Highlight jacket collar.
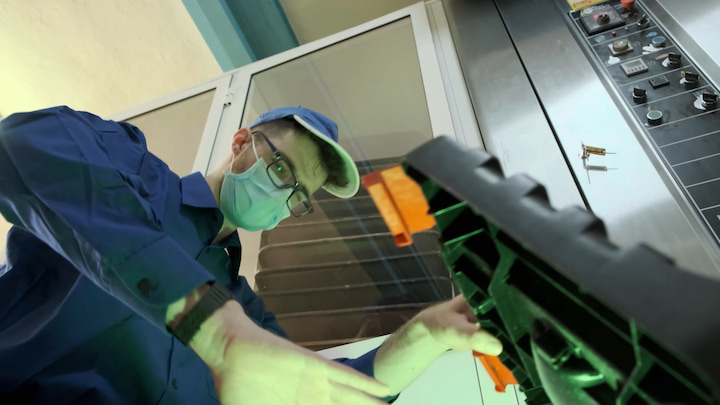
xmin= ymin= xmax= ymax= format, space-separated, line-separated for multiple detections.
xmin=180 ymin=172 xmax=218 ymax=209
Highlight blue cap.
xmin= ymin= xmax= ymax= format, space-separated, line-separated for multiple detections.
xmin=250 ymin=106 xmax=360 ymax=198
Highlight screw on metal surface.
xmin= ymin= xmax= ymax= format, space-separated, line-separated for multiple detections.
xmin=581 ymin=143 xmax=616 ymax=161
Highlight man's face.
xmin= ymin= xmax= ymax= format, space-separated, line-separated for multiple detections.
xmin=230 ymin=128 xmax=327 ymax=208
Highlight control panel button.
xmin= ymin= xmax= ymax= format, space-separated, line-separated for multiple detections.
xmin=649 ymin=75 xmax=670 ymax=89
xmin=613 ymin=39 xmax=629 ymax=51
xmin=683 ymin=72 xmax=699 ymax=89
xmin=620 ymin=58 xmax=649 ymax=77
xmin=632 ymin=87 xmax=647 ymax=104
xmin=580 ymin=4 xmax=625 ymax=35
xmin=621 ymin=0 xmax=636 ymax=10
xmin=647 ymin=110 xmax=663 ymax=125
xmin=609 ymin=39 xmax=633 ymax=56
xmin=651 ymin=36 xmax=666 ymax=48
xmin=667 ymin=53 xmax=682 ymax=69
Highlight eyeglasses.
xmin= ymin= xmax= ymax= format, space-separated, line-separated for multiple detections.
xmin=252 ymin=131 xmax=314 ymax=217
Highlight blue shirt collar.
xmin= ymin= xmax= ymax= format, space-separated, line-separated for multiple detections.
xmin=180 ymin=172 xmax=218 ymax=209
xmin=180 ymin=173 xmax=241 ymax=250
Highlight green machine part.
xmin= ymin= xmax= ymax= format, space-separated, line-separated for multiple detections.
xmin=401 ymin=137 xmax=720 ymax=405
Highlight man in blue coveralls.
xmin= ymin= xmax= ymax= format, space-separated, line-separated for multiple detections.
xmin=0 ymin=105 xmax=502 ymax=405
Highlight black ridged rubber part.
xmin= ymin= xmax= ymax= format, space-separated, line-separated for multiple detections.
xmin=404 ymin=136 xmax=720 ymax=404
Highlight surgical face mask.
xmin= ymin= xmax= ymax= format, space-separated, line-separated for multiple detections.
xmin=219 ymin=137 xmax=292 ymax=231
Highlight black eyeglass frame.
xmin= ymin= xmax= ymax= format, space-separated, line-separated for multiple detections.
xmin=252 ymin=131 xmax=314 ymax=217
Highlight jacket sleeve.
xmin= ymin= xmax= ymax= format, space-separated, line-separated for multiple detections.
xmin=334 ymin=348 xmax=401 ymax=403
xmin=0 ymin=107 xmax=215 ymax=329
xmin=232 ymin=274 xmax=289 ymax=339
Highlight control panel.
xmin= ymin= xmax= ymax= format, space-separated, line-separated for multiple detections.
xmin=570 ymin=0 xmax=720 ymax=248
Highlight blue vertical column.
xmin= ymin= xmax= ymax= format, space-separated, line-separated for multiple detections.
xmin=183 ymin=0 xmax=300 ymax=71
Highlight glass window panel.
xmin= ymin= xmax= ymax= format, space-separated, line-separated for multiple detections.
xmin=241 ymin=18 xmax=450 ymax=348
xmin=125 ymin=89 xmax=215 ymax=177
xmin=240 ymin=17 xmax=433 ymax=162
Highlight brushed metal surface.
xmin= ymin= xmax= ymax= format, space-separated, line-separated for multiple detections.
xmin=651 ymin=0 xmax=720 ymax=86
xmin=441 ymin=0 xmax=586 ymax=212
xmin=493 ymin=0 xmax=720 ymax=276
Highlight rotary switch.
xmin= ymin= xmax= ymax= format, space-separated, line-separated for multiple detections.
xmin=702 ymin=92 xmax=718 ymax=109
xmin=683 ymin=72 xmax=699 ymax=89
xmin=632 ymin=87 xmax=647 ymax=104
xmin=667 ymin=53 xmax=682 ymax=69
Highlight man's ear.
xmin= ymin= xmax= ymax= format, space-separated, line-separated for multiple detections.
xmin=231 ymin=128 xmax=252 ymax=156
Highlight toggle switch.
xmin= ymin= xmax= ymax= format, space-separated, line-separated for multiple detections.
xmin=637 ymin=14 xmax=650 ymax=29
xmin=632 ymin=87 xmax=647 ymax=104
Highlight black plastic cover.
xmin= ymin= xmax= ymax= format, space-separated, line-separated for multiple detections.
xmin=403 ymin=136 xmax=720 ymax=404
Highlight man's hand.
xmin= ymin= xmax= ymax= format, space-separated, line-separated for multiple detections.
xmin=191 ymin=300 xmax=391 ymax=405
xmin=418 ymin=294 xmax=502 ymax=355
xmin=373 ymin=294 xmax=502 ymax=395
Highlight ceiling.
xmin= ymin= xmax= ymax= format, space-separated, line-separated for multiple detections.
xmin=280 ymin=0 xmax=420 ymax=44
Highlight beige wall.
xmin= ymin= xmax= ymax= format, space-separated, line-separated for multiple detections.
xmin=0 ymin=0 xmax=221 ymax=260
xmin=0 ymin=0 xmax=221 ymax=118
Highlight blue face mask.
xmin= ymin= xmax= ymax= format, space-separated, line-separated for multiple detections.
xmin=219 ymin=138 xmax=292 ymax=231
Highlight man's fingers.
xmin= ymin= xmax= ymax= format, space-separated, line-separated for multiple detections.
xmin=450 ymin=295 xmax=477 ymax=322
xmin=329 ymin=381 xmax=389 ymax=405
xmin=452 ymin=314 xmax=481 ymax=337
xmin=326 ymin=362 xmax=391 ymax=398
xmin=472 ymin=329 xmax=503 ymax=356
xmin=450 ymin=294 xmax=469 ymax=311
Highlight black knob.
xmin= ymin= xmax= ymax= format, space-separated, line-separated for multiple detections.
xmin=647 ymin=110 xmax=663 ymax=125
xmin=683 ymin=72 xmax=699 ymax=89
xmin=632 ymin=87 xmax=647 ymax=104
xmin=702 ymin=92 xmax=718 ymax=109
xmin=668 ymin=53 xmax=682 ymax=69
xmin=637 ymin=14 xmax=650 ymax=29
xmin=597 ymin=13 xmax=611 ymax=25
